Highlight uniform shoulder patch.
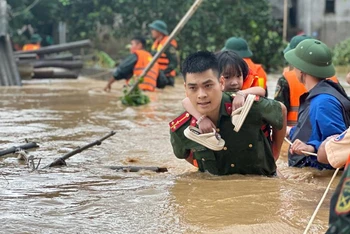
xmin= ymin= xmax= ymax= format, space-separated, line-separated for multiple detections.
xmin=225 ymin=103 xmax=232 ymax=115
xmin=169 ymin=112 xmax=191 ymax=132
xmin=335 ymin=178 xmax=350 ymax=215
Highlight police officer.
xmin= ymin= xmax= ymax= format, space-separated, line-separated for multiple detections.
xmin=169 ymin=51 xmax=287 ymax=176
xmin=285 ymin=39 xmax=350 ymax=169
xmin=149 ymin=20 xmax=178 ymax=87
xmin=275 ymin=35 xmax=338 ymax=127
xmin=222 ymin=37 xmax=267 ymax=93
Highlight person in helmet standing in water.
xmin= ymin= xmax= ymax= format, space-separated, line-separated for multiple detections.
xmin=149 ymin=20 xmax=178 ymax=87
xmin=285 ymin=39 xmax=350 ymax=170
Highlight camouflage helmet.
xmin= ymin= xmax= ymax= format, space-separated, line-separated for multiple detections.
xmin=221 ymin=37 xmax=253 ymax=58
xmin=149 ymin=20 xmax=168 ymax=35
xmin=284 ymin=39 xmax=335 ymax=79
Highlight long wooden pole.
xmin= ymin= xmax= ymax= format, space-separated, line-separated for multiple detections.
xmin=126 ymin=0 xmax=204 ymax=96
xmin=303 ymin=168 xmax=340 ymax=234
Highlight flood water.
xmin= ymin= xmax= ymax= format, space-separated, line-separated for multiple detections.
xmin=0 ymin=74 xmax=349 ymax=234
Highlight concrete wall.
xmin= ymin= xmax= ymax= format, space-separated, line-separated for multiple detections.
xmin=297 ymin=0 xmax=350 ymax=47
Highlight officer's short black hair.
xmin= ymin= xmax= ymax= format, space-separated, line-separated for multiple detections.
xmin=181 ymin=51 xmax=219 ymax=81
xmin=216 ymin=50 xmax=249 ymax=81
xmin=131 ymin=36 xmax=146 ymax=48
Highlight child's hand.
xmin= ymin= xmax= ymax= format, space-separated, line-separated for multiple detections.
xmin=198 ymin=117 xmax=216 ymax=133
xmin=232 ymin=94 xmax=245 ymax=111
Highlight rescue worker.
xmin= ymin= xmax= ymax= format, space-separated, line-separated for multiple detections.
xmin=317 ymin=127 xmax=350 ymax=167
xmin=222 ymin=37 xmax=267 ymax=94
xmin=327 ymin=154 xmax=350 ymax=234
xmin=169 ymin=51 xmax=287 ymax=176
xmin=275 ymin=35 xmax=339 ymax=126
xmin=149 ymin=20 xmax=178 ymax=87
xmin=22 ymin=34 xmax=41 ymax=51
xmin=285 ymin=39 xmax=350 ymax=169
xmin=324 ymin=128 xmax=350 ymax=234
xmin=104 ymin=36 xmax=161 ymax=92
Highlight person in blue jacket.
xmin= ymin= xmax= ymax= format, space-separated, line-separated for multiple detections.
xmin=284 ymin=39 xmax=350 ymax=169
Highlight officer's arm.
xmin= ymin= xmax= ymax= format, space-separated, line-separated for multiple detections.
xmin=163 ymin=45 xmax=178 ymax=74
xmin=113 ymin=54 xmax=137 ymax=80
xmin=271 ymin=102 xmax=287 ymax=161
xmin=274 ymin=76 xmax=291 ymax=113
xmin=170 ymin=130 xmax=191 ymax=159
xmin=261 ymin=99 xmax=287 ymax=161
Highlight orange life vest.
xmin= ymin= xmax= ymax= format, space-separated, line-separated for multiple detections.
xmin=241 ymin=69 xmax=259 ymax=90
xmin=151 ymin=36 xmax=178 ymax=77
xmin=284 ymin=70 xmax=307 ymax=126
xmin=244 ymin=58 xmax=267 ymax=89
xmin=22 ymin=44 xmax=41 ymax=51
xmin=133 ymin=50 xmax=159 ymax=92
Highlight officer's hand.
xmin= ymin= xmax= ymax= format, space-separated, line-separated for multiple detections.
xmin=198 ymin=117 xmax=216 ymax=133
xmin=104 ymin=84 xmax=111 ymax=92
xmin=289 ymin=139 xmax=315 ymax=155
xmin=232 ymin=94 xmax=245 ymax=111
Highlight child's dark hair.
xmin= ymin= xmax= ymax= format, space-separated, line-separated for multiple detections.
xmin=216 ymin=50 xmax=249 ymax=80
xmin=181 ymin=51 xmax=219 ymax=81
xmin=131 ymin=36 xmax=146 ymax=48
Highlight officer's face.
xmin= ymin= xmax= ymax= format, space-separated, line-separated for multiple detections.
xmin=184 ymin=69 xmax=224 ymax=116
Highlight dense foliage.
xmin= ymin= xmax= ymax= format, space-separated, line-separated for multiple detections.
xmin=9 ymin=0 xmax=285 ymax=71
xmin=333 ymin=37 xmax=350 ymax=66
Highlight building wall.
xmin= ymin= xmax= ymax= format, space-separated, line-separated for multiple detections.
xmin=297 ymin=0 xmax=350 ymax=47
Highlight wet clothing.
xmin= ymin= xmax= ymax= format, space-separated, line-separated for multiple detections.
xmin=169 ymin=93 xmax=283 ymax=176
xmin=275 ymin=70 xmax=341 ymax=126
xmin=133 ymin=50 xmax=159 ymax=92
xmin=327 ymin=155 xmax=350 ymax=234
xmin=113 ymin=54 xmax=137 ymax=81
xmin=151 ymin=36 xmax=178 ymax=86
xmin=113 ymin=50 xmax=165 ymax=90
xmin=288 ymin=80 xmax=350 ymax=169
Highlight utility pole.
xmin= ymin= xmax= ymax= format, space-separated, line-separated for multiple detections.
xmin=283 ymin=0 xmax=288 ymax=41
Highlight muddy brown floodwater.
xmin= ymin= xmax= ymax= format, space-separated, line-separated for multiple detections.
xmin=0 ymin=74 xmax=349 ymax=234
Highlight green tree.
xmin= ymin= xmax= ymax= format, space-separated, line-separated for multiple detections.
xmin=9 ymin=0 xmax=284 ymax=70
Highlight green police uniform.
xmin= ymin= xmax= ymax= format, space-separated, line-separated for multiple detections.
xmin=169 ymin=92 xmax=283 ymax=176
xmin=274 ymin=76 xmax=291 ymax=112
xmin=327 ymin=156 xmax=350 ymax=234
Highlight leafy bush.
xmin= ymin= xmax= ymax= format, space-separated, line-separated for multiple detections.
xmin=9 ymin=0 xmax=284 ymax=71
xmin=333 ymin=37 xmax=350 ymax=66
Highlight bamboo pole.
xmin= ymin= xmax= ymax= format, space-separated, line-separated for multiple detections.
xmin=283 ymin=0 xmax=288 ymax=41
xmin=125 ymin=0 xmax=204 ymax=96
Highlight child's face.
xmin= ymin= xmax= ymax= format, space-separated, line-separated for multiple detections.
xmin=220 ymin=73 xmax=243 ymax=92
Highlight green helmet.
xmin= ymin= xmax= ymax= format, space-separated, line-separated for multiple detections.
xmin=221 ymin=37 xmax=253 ymax=58
xmin=30 ymin=34 xmax=42 ymax=43
xmin=284 ymin=39 xmax=335 ymax=79
xmin=283 ymin=34 xmax=312 ymax=54
xmin=149 ymin=20 xmax=168 ymax=35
